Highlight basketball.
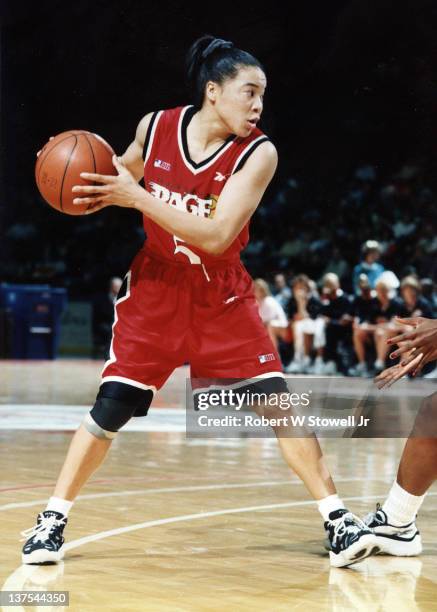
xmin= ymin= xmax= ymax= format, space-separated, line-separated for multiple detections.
xmin=35 ymin=131 xmax=116 ymax=215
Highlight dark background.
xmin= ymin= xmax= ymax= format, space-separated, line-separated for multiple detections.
xmin=1 ymin=0 xmax=436 ymax=295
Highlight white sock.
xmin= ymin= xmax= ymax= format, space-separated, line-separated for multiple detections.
xmin=45 ymin=496 xmax=74 ymax=517
xmin=382 ymin=481 xmax=425 ymax=526
xmin=317 ymin=494 xmax=345 ymax=521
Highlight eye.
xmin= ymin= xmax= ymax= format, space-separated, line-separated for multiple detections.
xmin=245 ymin=89 xmax=255 ymax=97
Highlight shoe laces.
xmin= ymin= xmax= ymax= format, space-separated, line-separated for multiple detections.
xmin=330 ymin=512 xmax=366 ymax=547
xmin=363 ymin=502 xmax=383 ymax=527
xmin=20 ymin=514 xmax=66 ymax=543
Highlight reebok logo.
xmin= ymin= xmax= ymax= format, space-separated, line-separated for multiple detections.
xmin=223 ymin=296 xmax=239 ymax=304
xmin=214 ymin=172 xmax=227 ymax=182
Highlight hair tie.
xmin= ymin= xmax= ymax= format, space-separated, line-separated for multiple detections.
xmin=201 ymin=38 xmax=234 ymax=60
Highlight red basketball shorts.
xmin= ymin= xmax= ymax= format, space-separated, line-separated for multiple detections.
xmin=101 ymin=248 xmax=284 ymax=397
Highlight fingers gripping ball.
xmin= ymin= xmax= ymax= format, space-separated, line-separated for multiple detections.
xmin=35 ymin=131 xmax=116 ymax=215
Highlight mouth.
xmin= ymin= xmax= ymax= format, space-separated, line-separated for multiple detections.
xmin=247 ymin=118 xmax=259 ymax=127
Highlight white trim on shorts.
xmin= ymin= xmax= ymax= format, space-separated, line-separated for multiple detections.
xmin=100 ymin=376 xmax=157 ymax=394
xmin=192 ymin=371 xmax=285 ymax=395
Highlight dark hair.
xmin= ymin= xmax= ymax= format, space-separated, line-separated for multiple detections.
xmin=186 ymin=35 xmax=264 ymax=108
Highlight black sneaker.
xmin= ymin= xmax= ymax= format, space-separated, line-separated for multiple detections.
xmin=363 ymin=503 xmax=422 ymax=556
xmin=21 ymin=511 xmax=67 ymax=564
xmin=325 ymin=508 xmax=379 ymax=568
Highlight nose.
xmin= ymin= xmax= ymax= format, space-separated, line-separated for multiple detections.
xmin=252 ymin=95 xmax=263 ymax=114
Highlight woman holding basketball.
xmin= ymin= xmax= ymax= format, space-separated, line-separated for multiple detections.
xmin=21 ymin=36 xmax=377 ymax=568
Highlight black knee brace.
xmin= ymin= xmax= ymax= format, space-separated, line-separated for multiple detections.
xmin=85 ymin=381 xmax=154 ymax=439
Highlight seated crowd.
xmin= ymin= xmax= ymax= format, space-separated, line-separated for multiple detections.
xmin=254 ymin=241 xmax=437 ymax=378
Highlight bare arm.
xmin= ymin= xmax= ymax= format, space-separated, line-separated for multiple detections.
xmin=118 ymin=113 xmax=153 ymax=181
xmin=72 ymin=139 xmax=278 ymax=256
xmin=375 ymin=316 xmax=437 ymax=388
xmin=134 ymin=141 xmax=277 ymax=254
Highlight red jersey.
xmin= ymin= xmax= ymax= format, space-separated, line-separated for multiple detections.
xmin=142 ymin=105 xmax=269 ymax=266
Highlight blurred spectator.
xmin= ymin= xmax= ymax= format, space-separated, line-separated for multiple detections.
xmin=397 ymin=276 xmax=434 ymax=319
xmin=350 ymin=277 xmax=401 ymax=376
xmin=254 ymin=278 xmax=290 ymax=351
xmin=92 ymin=276 xmax=122 ymax=359
xmin=392 ymin=211 xmax=417 ymax=239
xmin=322 ymin=247 xmax=350 ymax=281
xmin=320 ymin=273 xmax=353 ymax=375
xmin=285 ymin=275 xmax=325 ymax=374
xmin=272 ymin=273 xmax=292 ymax=309
xmin=352 ymin=240 xmax=385 ymax=294
xmin=352 ymin=274 xmax=375 ymax=324
xmin=421 ymin=278 xmax=437 ymax=315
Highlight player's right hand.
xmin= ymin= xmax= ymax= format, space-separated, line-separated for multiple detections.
xmin=37 ymin=136 xmax=54 ymax=158
xmin=374 ymin=351 xmax=424 ymax=389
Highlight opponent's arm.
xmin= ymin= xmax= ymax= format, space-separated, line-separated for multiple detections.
xmin=375 ymin=316 xmax=437 ymax=388
xmin=72 ymin=140 xmax=278 ymax=255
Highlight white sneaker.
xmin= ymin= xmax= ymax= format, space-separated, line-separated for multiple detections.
xmin=312 ymin=356 xmax=325 ymax=376
xmin=285 ymin=359 xmax=303 ymax=374
xmin=363 ymin=504 xmax=422 ymax=556
xmin=348 ymin=362 xmax=368 ymax=377
xmin=325 ymin=509 xmax=380 ymax=568
xmin=373 ymin=359 xmax=385 ymax=373
xmin=323 ymin=360 xmax=338 ymax=376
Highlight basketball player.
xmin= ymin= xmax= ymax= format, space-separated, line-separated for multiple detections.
xmin=21 ymin=36 xmax=377 ymax=568
xmin=364 ymin=316 xmax=437 ymax=555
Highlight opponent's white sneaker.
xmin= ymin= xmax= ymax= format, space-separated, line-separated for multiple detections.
xmin=363 ymin=503 xmax=422 ymax=556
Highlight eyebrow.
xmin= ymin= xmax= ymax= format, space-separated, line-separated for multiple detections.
xmin=242 ymin=82 xmax=266 ymax=91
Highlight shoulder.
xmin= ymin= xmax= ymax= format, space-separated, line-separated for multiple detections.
xmin=135 ymin=112 xmax=155 ymax=147
xmin=233 ymin=138 xmax=277 ymax=181
xmin=135 ymin=106 xmax=185 ymax=148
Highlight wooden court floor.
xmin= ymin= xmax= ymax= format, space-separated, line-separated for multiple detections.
xmin=1 ymin=360 xmax=437 ymax=611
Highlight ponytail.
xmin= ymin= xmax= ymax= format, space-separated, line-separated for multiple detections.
xmin=186 ymin=35 xmax=264 ymax=108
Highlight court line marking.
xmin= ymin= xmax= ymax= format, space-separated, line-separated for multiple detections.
xmin=64 ymin=491 xmax=437 ymax=553
xmin=4 ymin=491 xmax=437 ymax=597
xmin=0 ymin=477 xmax=394 ymax=512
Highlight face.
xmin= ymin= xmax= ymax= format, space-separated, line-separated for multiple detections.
xmin=323 ymin=274 xmax=339 ymax=294
xmin=376 ymin=284 xmax=388 ymax=301
xmin=207 ymin=66 xmax=267 ymax=137
xmin=293 ymin=281 xmax=309 ymax=298
xmin=275 ymin=274 xmax=286 ymax=289
xmin=402 ymin=286 xmax=417 ymax=305
xmin=254 ymin=284 xmax=265 ymax=301
xmin=366 ymin=250 xmax=380 ymax=264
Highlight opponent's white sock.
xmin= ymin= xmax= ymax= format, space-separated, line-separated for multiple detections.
xmin=382 ymin=481 xmax=425 ymax=526
xmin=317 ymin=494 xmax=345 ymax=521
xmin=45 ymin=496 xmax=74 ymax=517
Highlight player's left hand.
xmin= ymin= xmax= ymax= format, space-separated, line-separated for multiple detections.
xmin=72 ymin=155 xmax=144 ymax=214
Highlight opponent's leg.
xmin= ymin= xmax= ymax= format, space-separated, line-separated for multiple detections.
xmin=397 ymin=438 xmax=437 ymax=495
xmin=364 ymin=393 xmax=437 ymax=555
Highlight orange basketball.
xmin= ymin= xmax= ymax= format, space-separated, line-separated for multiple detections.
xmin=35 ymin=131 xmax=116 ymax=215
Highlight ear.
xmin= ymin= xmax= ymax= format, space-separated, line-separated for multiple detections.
xmin=205 ymin=80 xmax=219 ymax=103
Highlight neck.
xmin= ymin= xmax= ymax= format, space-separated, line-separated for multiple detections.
xmin=189 ymin=105 xmax=231 ymax=151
